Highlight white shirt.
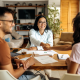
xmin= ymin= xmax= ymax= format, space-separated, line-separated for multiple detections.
xmin=29 ymin=29 xmax=53 ymax=50
xmin=69 ymin=43 xmax=80 ymax=74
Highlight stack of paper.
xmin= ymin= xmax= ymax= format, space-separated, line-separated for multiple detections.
xmin=57 ymin=54 xmax=69 ymax=60
xmin=34 ymin=56 xmax=58 ymax=64
xmin=16 ymin=49 xmax=58 ymax=56
xmin=20 ymin=56 xmax=58 ymax=64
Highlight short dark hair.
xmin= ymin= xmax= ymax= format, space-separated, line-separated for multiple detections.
xmin=72 ymin=13 xmax=80 ymax=46
xmin=0 ymin=7 xmax=13 ymax=17
xmin=33 ymin=15 xmax=51 ymax=31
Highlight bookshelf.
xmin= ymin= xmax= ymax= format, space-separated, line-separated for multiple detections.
xmin=6 ymin=4 xmax=45 ymax=31
xmin=6 ymin=4 xmax=45 ymax=38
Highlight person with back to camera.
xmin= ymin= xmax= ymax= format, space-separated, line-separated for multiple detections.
xmin=66 ymin=12 xmax=80 ymax=74
xmin=47 ymin=13 xmax=80 ymax=51
xmin=28 ymin=15 xmax=53 ymax=50
xmin=0 ymin=7 xmax=37 ymax=80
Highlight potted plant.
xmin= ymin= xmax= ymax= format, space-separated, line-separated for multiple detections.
xmin=46 ymin=3 xmax=62 ymax=39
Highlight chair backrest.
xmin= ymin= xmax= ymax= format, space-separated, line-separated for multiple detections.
xmin=60 ymin=32 xmax=73 ymax=42
xmin=60 ymin=73 xmax=80 ymax=80
xmin=0 ymin=70 xmax=18 ymax=80
xmin=4 ymin=34 xmax=12 ymax=41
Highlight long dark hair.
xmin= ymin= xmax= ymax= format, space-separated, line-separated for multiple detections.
xmin=72 ymin=13 xmax=80 ymax=46
xmin=33 ymin=15 xmax=51 ymax=31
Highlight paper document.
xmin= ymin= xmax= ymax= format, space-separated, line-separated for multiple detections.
xmin=34 ymin=50 xmax=57 ymax=56
xmin=57 ymin=54 xmax=69 ymax=60
xmin=34 ymin=56 xmax=58 ymax=64
xmin=20 ymin=57 xmax=29 ymax=60
xmin=20 ymin=56 xmax=58 ymax=64
xmin=17 ymin=49 xmax=28 ymax=54
xmin=16 ymin=49 xmax=58 ymax=56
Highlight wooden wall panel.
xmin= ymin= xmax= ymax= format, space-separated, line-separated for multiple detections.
xmin=60 ymin=0 xmax=79 ymax=32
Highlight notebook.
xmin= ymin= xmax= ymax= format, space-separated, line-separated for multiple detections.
xmin=57 ymin=54 xmax=69 ymax=60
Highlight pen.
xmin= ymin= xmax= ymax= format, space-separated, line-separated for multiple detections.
xmin=30 ymin=52 xmax=35 ymax=57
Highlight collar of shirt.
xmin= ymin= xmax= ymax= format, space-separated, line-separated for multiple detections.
xmin=38 ymin=30 xmax=46 ymax=36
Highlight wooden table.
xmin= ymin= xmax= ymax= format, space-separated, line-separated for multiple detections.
xmin=11 ymin=48 xmax=71 ymax=70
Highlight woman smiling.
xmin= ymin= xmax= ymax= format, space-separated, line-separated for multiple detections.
xmin=28 ymin=15 xmax=53 ymax=50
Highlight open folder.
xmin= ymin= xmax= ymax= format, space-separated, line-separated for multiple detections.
xmin=57 ymin=54 xmax=69 ymax=60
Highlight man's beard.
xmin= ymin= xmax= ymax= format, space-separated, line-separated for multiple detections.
xmin=5 ymin=32 xmax=11 ymax=34
xmin=3 ymin=29 xmax=12 ymax=34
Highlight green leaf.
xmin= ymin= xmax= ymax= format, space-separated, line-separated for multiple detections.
xmin=46 ymin=3 xmax=63 ymax=38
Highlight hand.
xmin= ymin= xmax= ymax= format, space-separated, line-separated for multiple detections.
xmin=43 ymin=43 xmax=50 ymax=50
xmin=40 ymin=42 xmax=50 ymax=48
xmin=27 ymin=47 xmax=37 ymax=50
xmin=66 ymin=58 xmax=70 ymax=66
xmin=14 ymin=59 xmax=26 ymax=69
xmin=51 ymin=45 xmax=72 ymax=51
xmin=23 ymin=54 xmax=35 ymax=70
xmin=43 ymin=46 xmax=50 ymax=50
xmin=40 ymin=42 xmax=50 ymax=50
xmin=27 ymin=56 xmax=35 ymax=66
xmin=44 ymin=43 xmax=50 ymax=47
xmin=64 ymin=45 xmax=72 ymax=50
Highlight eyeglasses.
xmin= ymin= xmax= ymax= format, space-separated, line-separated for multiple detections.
xmin=39 ymin=21 xmax=46 ymax=25
xmin=0 ymin=20 xmax=14 ymax=23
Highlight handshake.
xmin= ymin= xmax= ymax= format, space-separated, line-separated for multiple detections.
xmin=40 ymin=42 xmax=50 ymax=50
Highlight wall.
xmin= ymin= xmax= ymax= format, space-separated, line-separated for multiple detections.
xmin=1 ymin=0 xmax=60 ymax=6
xmin=48 ymin=0 xmax=60 ymax=19
xmin=0 ymin=0 xmax=4 ymax=6
xmin=3 ymin=1 xmax=48 ymax=23
xmin=1 ymin=0 xmax=48 ymax=6
xmin=4 ymin=1 xmax=48 ymax=24
xmin=2 ymin=0 xmax=47 ymax=1
xmin=48 ymin=0 xmax=60 ymax=7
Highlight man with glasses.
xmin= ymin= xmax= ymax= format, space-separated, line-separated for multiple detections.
xmin=0 ymin=7 xmax=35 ymax=80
